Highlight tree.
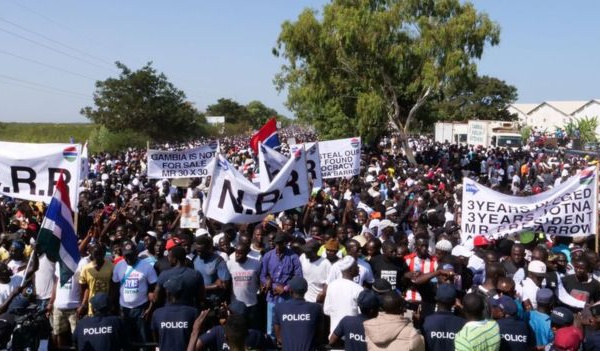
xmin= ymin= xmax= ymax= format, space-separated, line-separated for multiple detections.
xmin=206 ymin=98 xmax=248 ymax=124
xmin=81 ymin=62 xmax=205 ymax=142
xmin=274 ymin=0 xmax=500 ymax=161
xmin=246 ymin=100 xmax=279 ymax=129
xmin=431 ymin=75 xmax=518 ymax=122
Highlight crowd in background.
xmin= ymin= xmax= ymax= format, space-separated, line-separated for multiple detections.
xmin=0 ymin=126 xmax=600 ymax=350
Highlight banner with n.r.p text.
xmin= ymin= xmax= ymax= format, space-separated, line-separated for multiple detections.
xmin=461 ymin=167 xmax=597 ymax=242
xmin=147 ymin=141 xmax=218 ymax=179
xmin=0 ymin=141 xmax=81 ymax=210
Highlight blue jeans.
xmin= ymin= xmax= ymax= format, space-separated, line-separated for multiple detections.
xmin=266 ymin=302 xmax=275 ymax=337
xmin=122 ymin=302 xmax=150 ymax=348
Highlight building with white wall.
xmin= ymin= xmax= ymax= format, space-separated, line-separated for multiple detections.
xmin=508 ymin=99 xmax=600 ymax=134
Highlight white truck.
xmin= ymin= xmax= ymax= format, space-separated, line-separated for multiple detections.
xmin=466 ymin=120 xmax=522 ymax=148
xmin=434 ymin=122 xmax=468 ymax=144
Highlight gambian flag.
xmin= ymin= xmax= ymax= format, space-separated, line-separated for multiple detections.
xmin=250 ymin=118 xmax=280 ymax=154
xmin=37 ymin=172 xmax=80 ymax=286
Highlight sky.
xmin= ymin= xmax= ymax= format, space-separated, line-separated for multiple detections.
xmin=0 ymin=0 xmax=598 ymax=123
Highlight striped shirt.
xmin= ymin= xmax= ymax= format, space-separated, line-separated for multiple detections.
xmin=455 ymin=320 xmax=500 ymax=351
xmin=404 ymin=253 xmax=438 ymax=302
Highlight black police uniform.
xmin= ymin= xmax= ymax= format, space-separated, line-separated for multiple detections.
xmin=422 ymin=311 xmax=466 ymax=351
xmin=151 ymin=303 xmax=197 ymax=351
xmin=73 ymin=315 xmax=124 ymax=351
xmin=273 ymin=298 xmax=322 ymax=351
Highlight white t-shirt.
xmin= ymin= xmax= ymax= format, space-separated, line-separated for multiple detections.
xmin=323 ymin=278 xmax=364 ymax=337
xmin=35 ymin=254 xmax=56 ymax=300
xmin=0 ymin=275 xmax=22 ymax=306
xmin=54 ymin=261 xmax=82 ymax=310
xmin=300 ymin=254 xmax=331 ymax=303
xmin=112 ymin=259 xmax=158 ymax=308
xmin=226 ymin=257 xmax=261 ymax=307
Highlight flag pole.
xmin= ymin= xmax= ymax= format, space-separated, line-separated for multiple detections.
xmin=20 ymin=246 xmax=35 ymax=287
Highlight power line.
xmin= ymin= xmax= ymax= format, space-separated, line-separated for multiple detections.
xmin=0 ymin=16 xmax=115 ymax=69
xmin=0 ymin=73 xmax=90 ymax=98
xmin=0 ymin=78 xmax=89 ymax=101
xmin=0 ymin=26 xmax=116 ymax=74
xmin=0 ymin=49 xmax=96 ymax=81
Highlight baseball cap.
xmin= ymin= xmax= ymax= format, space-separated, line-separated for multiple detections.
xmin=165 ymin=237 xmax=182 ymax=250
xmin=121 ymin=240 xmax=137 ymax=255
xmin=552 ymin=326 xmax=583 ymax=351
xmin=451 ymin=245 xmax=473 ymax=258
xmin=551 ymin=307 xmax=574 ymax=326
xmin=473 ymin=235 xmax=492 ymax=247
xmin=435 ymin=284 xmax=457 ymax=304
xmin=536 ymin=288 xmax=554 ymax=305
xmin=288 ymin=276 xmax=308 ymax=295
xmin=357 ymin=290 xmax=380 ymax=311
xmin=378 ymin=219 xmax=397 ymax=232
xmin=90 ymin=292 xmax=109 ymax=312
xmin=146 ymin=230 xmax=157 ymax=238
xmin=519 ymin=231 xmax=535 ymax=244
xmin=228 ymin=301 xmax=248 ymax=316
xmin=528 ymin=260 xmax=547 ymax=275
xmin=492 ymin=295 xmax=518 ymax=316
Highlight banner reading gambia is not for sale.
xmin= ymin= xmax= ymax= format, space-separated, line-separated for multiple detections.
xmin=147 ymin=141 xmax=218 ymax=179
xmin=461 ymin=167 xmax=597 ymax=241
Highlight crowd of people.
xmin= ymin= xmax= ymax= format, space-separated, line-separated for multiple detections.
xmin=0 ymin=127 xmax=600 ymax=351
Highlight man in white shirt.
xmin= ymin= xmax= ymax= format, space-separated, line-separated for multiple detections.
xmin=226 ymin=242 xmax=261 ymax=329
xmin=112 ymin=240 xmax=158 ymax=346
xmin=327 ymin=239 xmax=374 ymax=287
xmin=515 ymin=260 xmax=546 ymax=309
xmin=324 ymin=256 xmax=364 ymax=337
xmin=300 ymin=241 xmax=331 ymax=303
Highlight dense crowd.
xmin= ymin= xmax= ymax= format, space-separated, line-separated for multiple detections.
xmin=1 ymin=127 xmax=600 ymax=351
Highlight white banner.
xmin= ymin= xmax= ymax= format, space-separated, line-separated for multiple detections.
xmin=205 ymin=150 xmax=309 ymax=224
xmin=180 ymin=198 xmax=201 ymax=228
xmin=258 ymin=143 xmax=289 ymax=189
xmin=461 ymin=167 xmax=598 ymax=241
xmin=316 ymin=137 xmax=361 ymax=179
xmin=147 ymin=141 xmax=218 ymax=179
xmin=0 ymin=141 xmax=81 ymax=210
xmin=290 ymin=142 xmax=323 ymax=189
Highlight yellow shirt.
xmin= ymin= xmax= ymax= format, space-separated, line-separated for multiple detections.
xmin=79 ymin=260 xmax=113 ymax=314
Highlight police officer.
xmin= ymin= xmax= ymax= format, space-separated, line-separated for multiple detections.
xmin=73 ymin=293 xmax=124 ymax=351
xmin=273 ymin=276 xmax=323 ymax=351
xmin=423 ymin=284 xmax=466 ymax=351
xmin=492 ymin=295 xmax=534 ymax=351
xmin=329 ymin=290 xmax=379 ymax=351
xmin=151 ymin=277 xmax=199 ymax=351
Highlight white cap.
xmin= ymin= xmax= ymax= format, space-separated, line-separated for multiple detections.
xmin=146 ymin=231 xmax=157 ymax=238
xmin=435 ymin=239 xmax=453 ymax=252
xmin=451 ymin=245 xmax=473 ymax=258
xmin=528 ymin=260 xmax=547 ymax=275
xmin=195 ymin=228 xmax=209 ymax=237
xmin=337 ymin=256 xmax=356 ymax=271
xmin=378 ymin=219 xmax=397 ymax=232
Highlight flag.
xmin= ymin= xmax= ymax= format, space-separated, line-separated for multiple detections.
xmin=80 ymin=141 xmax=89 ymax=180
xmin=250 ymin=118 xmax=280 ymax=154
xmin=37 ymin=172 xmax=80 ymax=285
xmin=258 ymin=142 xmax=288 ymax=189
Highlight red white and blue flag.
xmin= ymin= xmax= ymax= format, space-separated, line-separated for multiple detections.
xmin=250 ymin=118 xmax=280 ymax=154
xmin=37 ymin=172 xmax=80 ymax=286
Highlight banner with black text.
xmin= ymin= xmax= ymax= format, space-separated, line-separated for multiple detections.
xmin=147 ymin=141 xmax=218 ymax=179
xmin=0 ymin=141 xmax=81 ymax=210
xmin=205 ymin=150 xmax=309 ymax=223
xmin=461 ymin=167 xmax=597 ymax=242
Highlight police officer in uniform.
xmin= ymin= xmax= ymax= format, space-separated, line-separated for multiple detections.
xmin=151 ymin=277 xmax=199 ymax=351
xmin=492 ymin=296 xmax=534 ymax=351
xmin=329 ymin=290 xmax=379 ymax=351
xmin=73 ymin=293 xmax=124 ymax=351
xmin=273 ymin=276 xmax=323 ymax=351
xmin=423 ymin=284 xmax=466 ymax=351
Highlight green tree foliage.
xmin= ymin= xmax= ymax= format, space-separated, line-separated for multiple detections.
xmin=88 ymin=125 xmax=147 ymax=153
xmin=81 ymin=62 xmax=206 ymax=143
xmin=565 ymin=116 xmax=598 ymax=144
xmin=431 ymin=75 xmax=518 ymax=122
xmin=246 ymin=100 xmax=279 ymax=129
xmin=274 ymin=0 xmax=500 ymax=157
xmin=206 ymin=98 xmax=249 ymax=125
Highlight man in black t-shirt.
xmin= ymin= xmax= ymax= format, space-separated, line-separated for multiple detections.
xmin=329 ymin=290 xmax=379 ymax=351
xmin=368 ymin=241 xmax=407 ymax=290
xmin=73 ymin=293 xmax=124 ymax=351
xmin=562 ymin=257 xmax=600 ymax=304
xmin=502 ymin=244 xmax=526 ymax=279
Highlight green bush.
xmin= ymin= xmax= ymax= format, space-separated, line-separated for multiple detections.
xmin=88 ymin=126 xmax=147 ymax=153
